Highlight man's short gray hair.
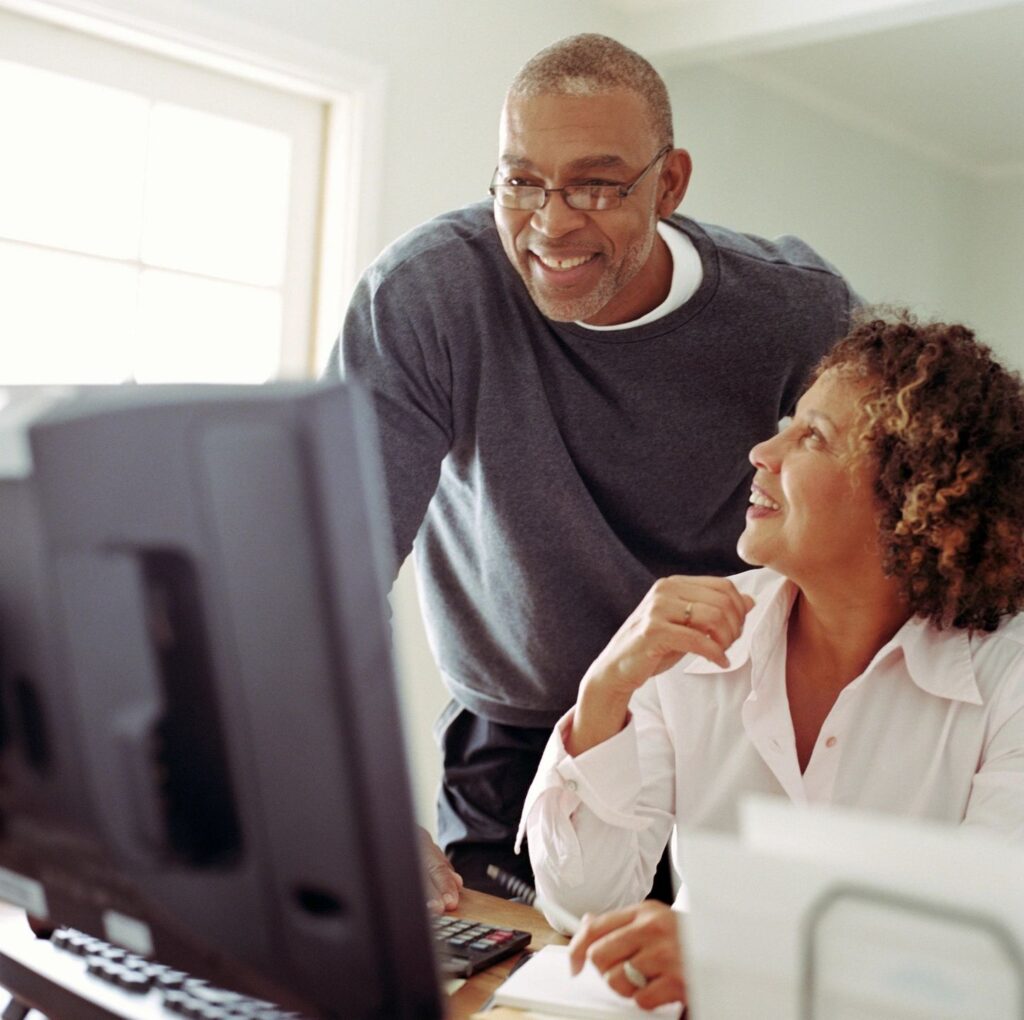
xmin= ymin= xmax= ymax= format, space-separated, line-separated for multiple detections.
xmin=507 ymin=34 xmax=673 ymax=147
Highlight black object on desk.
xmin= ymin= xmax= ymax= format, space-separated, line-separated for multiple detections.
xmin=432 ymin=916 xmax=531 ymax=977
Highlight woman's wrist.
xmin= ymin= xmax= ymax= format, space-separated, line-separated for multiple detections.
xmin=566 ymin=675 xmax=634 ymax=756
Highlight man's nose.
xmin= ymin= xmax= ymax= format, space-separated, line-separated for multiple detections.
xmin=529 ymin=191 xmax=588 ymax=238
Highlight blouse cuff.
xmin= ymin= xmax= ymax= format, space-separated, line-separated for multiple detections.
xmin=515 ymin=707 xmax=651 ymax=853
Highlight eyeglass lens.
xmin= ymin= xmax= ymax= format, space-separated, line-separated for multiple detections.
xmin=489 ymin=145 xmax=670 ymax=212
xmin=491 ymin=186 xmax=622 ymax=211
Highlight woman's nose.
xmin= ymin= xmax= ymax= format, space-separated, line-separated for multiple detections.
xmin=749 ymin=432 xmax=782 ymax=472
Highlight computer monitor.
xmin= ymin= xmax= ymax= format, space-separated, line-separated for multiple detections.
xmin=0 ymin=382 xmax=443 ymax=1019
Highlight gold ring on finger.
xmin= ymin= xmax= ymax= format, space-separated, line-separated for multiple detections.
xmin=682 ymin=601 xmax=694 ymax=626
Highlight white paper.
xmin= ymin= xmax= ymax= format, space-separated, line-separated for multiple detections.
xmin=493 ymin=944 xmax=683 ymax=1019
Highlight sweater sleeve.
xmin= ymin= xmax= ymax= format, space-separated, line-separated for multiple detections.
xmin=325 ymin=265 xmax=454 ymax=572
xmin=519 ymin=679 xmax=677 ymax=923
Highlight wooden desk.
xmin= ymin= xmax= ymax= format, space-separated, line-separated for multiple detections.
xmin=447 ymin=889 xmax=568 ymax=1020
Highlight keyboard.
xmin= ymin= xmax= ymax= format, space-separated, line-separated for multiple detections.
xmin=431 ymin=915 xmax=531 ymax=977
xmin=0 ymin=910 xmax=528 ymax=1018
xmin=48 ymin=927 xmax=306 ymax=1017
xmin=0 ymin=912 xmax=309 ymax=1020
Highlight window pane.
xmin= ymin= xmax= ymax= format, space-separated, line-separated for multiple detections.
xmin=142 ymin=104 xmax=293 ymax=287
xmin=135 ymin=271 xmax=281 ymax=383
xmin=0 ymin=241 xmax=136 ymax=384
xmin=0 ymin=60 xmax=148 ymax=260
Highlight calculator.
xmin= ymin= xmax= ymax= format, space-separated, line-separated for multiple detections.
xmin=431 ymin=914 xmax=532 ymax=977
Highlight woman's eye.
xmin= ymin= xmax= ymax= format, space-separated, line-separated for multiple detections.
xmin=802 ymin=428 xmax=824 ymax=446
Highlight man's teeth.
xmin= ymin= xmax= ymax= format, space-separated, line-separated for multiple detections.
xmin=535 ymin=253 xmax=593 ymax=270
xmin=750 ymin=491 xmax=781 ymax=510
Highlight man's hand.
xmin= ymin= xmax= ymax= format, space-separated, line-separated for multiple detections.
xmin=567 ymin=900 xmax=686 ymax=1010
xmin=419 ymin=827 xmax=463 ymax=913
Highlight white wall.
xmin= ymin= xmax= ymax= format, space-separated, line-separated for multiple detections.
xmin=963 ymin=177 xmax=1024 ymax=369
xmin=660 ymin=63 xmax=975 ymax=321
xmin=659 ymin=62 xmax=1023 ymax=370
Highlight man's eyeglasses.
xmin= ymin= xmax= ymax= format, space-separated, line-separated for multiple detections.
xmin=489 ymin=145 xmax=672 ymax=212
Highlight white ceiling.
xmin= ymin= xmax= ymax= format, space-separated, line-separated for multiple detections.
xmin=611 ymin=0 xmax=1024 ymax=180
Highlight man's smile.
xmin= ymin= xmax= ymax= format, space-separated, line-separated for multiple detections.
xmin=530 ymin=251 xmax=599 ymax=271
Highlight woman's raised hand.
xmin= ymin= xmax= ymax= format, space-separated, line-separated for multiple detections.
xmin=587 ymin=575 xmax=754 ymax=695
xmin=568 ymin=576 xmax=754 ymax=755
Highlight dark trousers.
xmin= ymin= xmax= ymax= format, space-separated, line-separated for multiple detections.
xmin=436 ymin=703 xmax=675 ymax=904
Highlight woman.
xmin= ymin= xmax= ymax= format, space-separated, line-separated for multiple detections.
xmin=518 ymin=313 xmax=1024 ymax=1010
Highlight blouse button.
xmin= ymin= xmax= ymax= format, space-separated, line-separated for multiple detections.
xmin=825 ymin=736 xmax=838 ymax=749
xmin=565 ymin=779 xmax=578 ymax=792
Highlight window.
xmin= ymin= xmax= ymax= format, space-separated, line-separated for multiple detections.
xmin=0 ymin=5 xmax=361 ymax=384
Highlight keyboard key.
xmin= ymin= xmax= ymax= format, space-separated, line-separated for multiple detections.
xmin=163 ymin=990 xmax=193 ymax=1015
xmin=115 ymin=970 xmax=153 ymax=993
xmin=187 ymin=983 xmax=249 ymax=1006
xmin=155 ymin=968 xmax=191 ymax=989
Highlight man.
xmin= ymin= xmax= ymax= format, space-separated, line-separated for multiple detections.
xmin=328 ymin=34 xmax=857 ymax=910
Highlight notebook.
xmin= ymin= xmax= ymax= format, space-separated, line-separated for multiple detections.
xmin=491 ymin=944 xmax=683 ymax=1019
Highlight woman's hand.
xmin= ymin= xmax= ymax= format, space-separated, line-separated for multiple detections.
xmin=568 ymin=576 xmax=754 ymax=755
xmin=588 ymin=575 xmax=754 ymax=692
xmin=567 ymin=901 xmax=687 ymax=1010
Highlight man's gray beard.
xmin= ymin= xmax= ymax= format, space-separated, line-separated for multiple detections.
xmin=528 ymin=227 xmax=658 ymax=324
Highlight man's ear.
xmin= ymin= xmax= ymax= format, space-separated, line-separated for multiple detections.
xmin=657 ymin=148 xmax=692 ymax=217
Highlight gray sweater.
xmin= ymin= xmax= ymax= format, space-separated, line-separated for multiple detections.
xmin=332 ymin=201 xmax=856 ymax=727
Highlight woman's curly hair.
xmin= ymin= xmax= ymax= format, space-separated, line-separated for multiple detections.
xmin=815 ymin=310 xmax=1024 ymax=632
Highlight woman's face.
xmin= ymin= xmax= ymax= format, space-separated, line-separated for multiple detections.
xmin=737 ymin=369 xmax=882 ymax=587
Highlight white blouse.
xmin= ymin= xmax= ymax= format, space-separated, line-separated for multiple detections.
xmin=518 ymin=568 xmax=1024 ymax=920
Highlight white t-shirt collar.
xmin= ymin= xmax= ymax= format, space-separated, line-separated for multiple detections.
xmin=575 ymin=220 xmax=703 ymax=332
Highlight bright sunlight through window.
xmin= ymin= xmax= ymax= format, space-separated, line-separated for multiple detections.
xmin=0 ymin=8 xmax=330 ymax=384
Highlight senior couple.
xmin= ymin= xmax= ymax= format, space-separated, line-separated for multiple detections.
xmin=337 ymin=32 xmax=1024 ymax=1012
